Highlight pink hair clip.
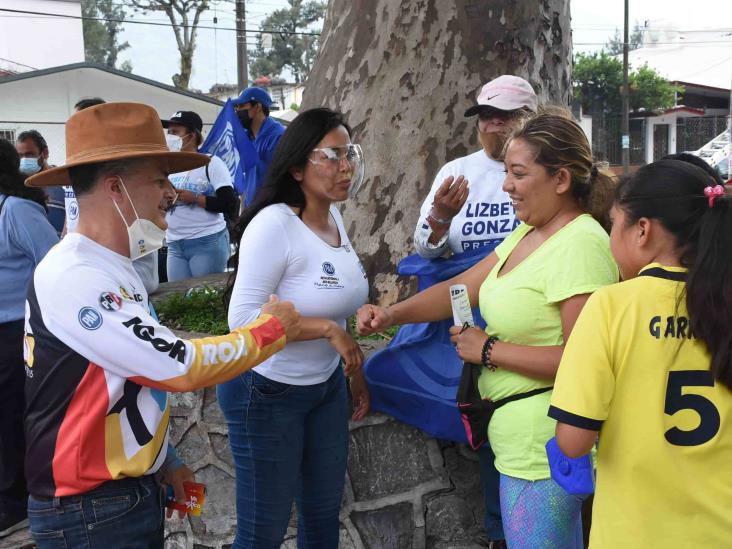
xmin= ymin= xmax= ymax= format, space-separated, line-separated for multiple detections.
xmin=704 ymin=185 xmax=724 ymax=208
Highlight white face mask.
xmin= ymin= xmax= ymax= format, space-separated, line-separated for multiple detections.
xmin=166 ymin=134 xmax=183 ymax=152
xmin=19 ymin=157 xmax=41 ymax=175
xmin=112 ymin=177 xmax=166 ymax=260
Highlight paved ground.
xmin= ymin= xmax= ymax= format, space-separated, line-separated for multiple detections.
xmin=0 ymin=526 xmax=33 ymax=549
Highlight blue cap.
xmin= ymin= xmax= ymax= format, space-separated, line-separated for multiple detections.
xmin=232 ymin=87 xmax=273 ymax=108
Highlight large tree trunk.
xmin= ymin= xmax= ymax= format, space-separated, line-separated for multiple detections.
xmin=302 ymin=0 xmax=572 ymax=304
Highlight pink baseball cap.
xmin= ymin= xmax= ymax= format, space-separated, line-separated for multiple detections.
xmin=464 ymin=75 xmax=538 ymax=117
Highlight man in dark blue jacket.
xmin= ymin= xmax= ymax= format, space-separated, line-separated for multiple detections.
xmin=232 ymin=87 xmax=285 ymax=205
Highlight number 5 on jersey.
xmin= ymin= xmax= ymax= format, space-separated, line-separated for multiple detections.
xmin=664 ymin=370 xmax=721 ymax=446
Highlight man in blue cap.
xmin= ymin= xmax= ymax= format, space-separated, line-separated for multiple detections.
xmin=232 ymin=87 xmax=285 ymax=205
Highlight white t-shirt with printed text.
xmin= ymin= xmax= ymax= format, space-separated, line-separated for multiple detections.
xmin=228 ymin=203 xmax=369 ymax=385
xmin=63 ymin=186 xmax=79 ymax=233
xmin=166 ymin=155 xmax=233 ymax=242
xmin=414 ymin=150 xmax=518 ymax=258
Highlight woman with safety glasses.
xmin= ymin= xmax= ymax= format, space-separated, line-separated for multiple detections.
xmin=219 ymin=108 xmax=370 ymax=548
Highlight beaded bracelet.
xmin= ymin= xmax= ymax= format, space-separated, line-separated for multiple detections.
xmin=427 ymin=208 xmax=452 ymax=226
xmin=481 ymin=336 xmax=499 ymax=371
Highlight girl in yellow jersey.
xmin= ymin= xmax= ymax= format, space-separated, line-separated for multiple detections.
xmin=550 ymin=159 xmax=732 ymax=548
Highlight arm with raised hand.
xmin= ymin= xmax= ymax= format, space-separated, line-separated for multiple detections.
xmin=37 ymin=268 xmax=300 ymax=393
xmin=414 ymin=172 xmax=469 ymax=258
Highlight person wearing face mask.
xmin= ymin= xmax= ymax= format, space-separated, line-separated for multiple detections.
xmin=15 ymin=130 xmax=65 ymax=236
xmin=414 ymin=76 xmax=538 ymax=259
xmin=231 ymin=87 xmax=285 ymax=206
xmin=162 ymin=110 xmax=238 ymax=281
xmin=62 ymin=97 xmax=161 ymax=294
xmin=0 ymin=139 xmax=58 ymax=538
xmin=22 ymin=102 xmax=301 ymax=548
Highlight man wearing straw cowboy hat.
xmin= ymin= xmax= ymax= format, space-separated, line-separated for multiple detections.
xmin=21 ymin=102 xmax=300 ymax=547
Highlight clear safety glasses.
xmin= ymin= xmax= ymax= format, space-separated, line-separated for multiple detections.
xmin=308 ymin=144 xmax=366 ymax=197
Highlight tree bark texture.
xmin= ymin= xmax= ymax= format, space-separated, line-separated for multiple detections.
xmin=301 ymin=0 xmax=572 ymax=304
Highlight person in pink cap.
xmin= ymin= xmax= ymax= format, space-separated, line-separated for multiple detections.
xmin=414 ymin=75 xmax=538 ymax=259
xmin=410 ymin=75 xmax=537 ymax=548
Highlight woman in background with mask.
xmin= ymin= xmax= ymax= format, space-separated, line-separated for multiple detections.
xmin=0 ymin=139 xmax=57 ymax=536
xmin=163 ymin=110 xmax=238 ymax=281
xmin=220 ymin=108 xmax=370 ymax=549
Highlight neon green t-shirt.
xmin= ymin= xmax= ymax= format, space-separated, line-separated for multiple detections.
xmin=478 ymin=214 xmax=618 ymax=479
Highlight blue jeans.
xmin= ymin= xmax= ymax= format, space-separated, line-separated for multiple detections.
xmin=217 ymin=368 xmax=348 ymax=549
xmin=27 ymin=475 xmax=165 ymax=549
xmin=478 ymin=444 xmax=504 ymax=540
xmin=166 ymin=228 xmax=229 ymax=282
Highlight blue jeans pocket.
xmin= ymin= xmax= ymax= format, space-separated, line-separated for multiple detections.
xmin=90 ymin=491 xmax=140 ymax=526
xmin=251 ymin=372 xmax=293 ymax=398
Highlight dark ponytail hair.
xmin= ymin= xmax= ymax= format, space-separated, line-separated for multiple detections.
xmin=615 ymin=159 xmax=732 ymax=389
xmin=0 ymin=138 xmax=47 ymax=208
xmin=511 ymin=113 xmax=616 ymax=231
xmin=224 ymin=107 xmax=351 ymax=305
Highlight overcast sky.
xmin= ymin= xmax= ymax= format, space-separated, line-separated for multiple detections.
xmin=115 ymin=0 xmax=732 ymax=92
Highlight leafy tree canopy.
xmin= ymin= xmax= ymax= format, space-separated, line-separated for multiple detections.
xmin=81 ymin=0 xmax=132 ymax=71
xmin=248 ymin=0 xmax=326 ymax=84
xmin=573 ymin=51 xmax=681 ymax=114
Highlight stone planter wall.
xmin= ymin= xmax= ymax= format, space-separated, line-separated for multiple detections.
xmin=163 ymin=342 xmax=488 ymax=549
xmin=156 ymin=277 xmax=487 ymax=548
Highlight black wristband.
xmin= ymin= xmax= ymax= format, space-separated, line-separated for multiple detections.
xmin=481 ymin=336 xmax=499 ymax=371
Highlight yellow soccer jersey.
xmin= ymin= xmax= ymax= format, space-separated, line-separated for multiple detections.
xmin=549 ymin=264 xmax=732 ymax=549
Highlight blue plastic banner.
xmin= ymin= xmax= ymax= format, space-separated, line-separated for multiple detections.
xmin=364 ymin=246 xmax=495 ymax=443
xmin=200 ymin=99 xmax=258 ymax=194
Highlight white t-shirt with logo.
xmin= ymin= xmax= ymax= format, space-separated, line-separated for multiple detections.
xmin=228 ymin=203 xmax=369 ymax=385
xmin=413 ymin=150 xmax=519 ymax=258
xmin=166 ymin=155 xmax=233 ymax=242
xmin=64 ymin=186 xmax=79 ymax=233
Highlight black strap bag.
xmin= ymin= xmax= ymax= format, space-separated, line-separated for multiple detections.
xmin=457 ymin=361 xmax=552 ymax=450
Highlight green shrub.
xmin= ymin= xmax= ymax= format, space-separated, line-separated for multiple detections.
xmin=156 ymin=287 xmax=229 ymax=335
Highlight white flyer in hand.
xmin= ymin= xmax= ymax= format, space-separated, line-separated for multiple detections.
xmin=450 ymin=284 xmax=474 ymax=328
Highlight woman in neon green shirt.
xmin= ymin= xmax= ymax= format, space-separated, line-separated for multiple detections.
xmin=357 ymin=113 xmax=618 ymax=548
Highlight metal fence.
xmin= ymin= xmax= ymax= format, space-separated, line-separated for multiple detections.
xmin=676 ymin=116 xmax=729 ymax=153
xmin=591 ymin=115 xmax=646 ymax=166
xmin=591 ymin=114 xmax=730 ymax=166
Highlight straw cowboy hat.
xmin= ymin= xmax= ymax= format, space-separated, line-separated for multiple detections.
xmin=26 ymin=102 xmax=210 ymax=187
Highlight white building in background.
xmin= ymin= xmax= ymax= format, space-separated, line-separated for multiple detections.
xmin=0 ymin=63 xmax=223 ymax=166
xmin=0 ymin=0 xmax=84 ymax=74
xmin=607 ymin=23 xmax=732 ymax=165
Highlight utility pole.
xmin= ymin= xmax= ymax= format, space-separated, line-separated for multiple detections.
xmin=621 ymin=0 xmax=630 ymax=173
xmin=236 ymin=0 xmax=248 ymax=91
